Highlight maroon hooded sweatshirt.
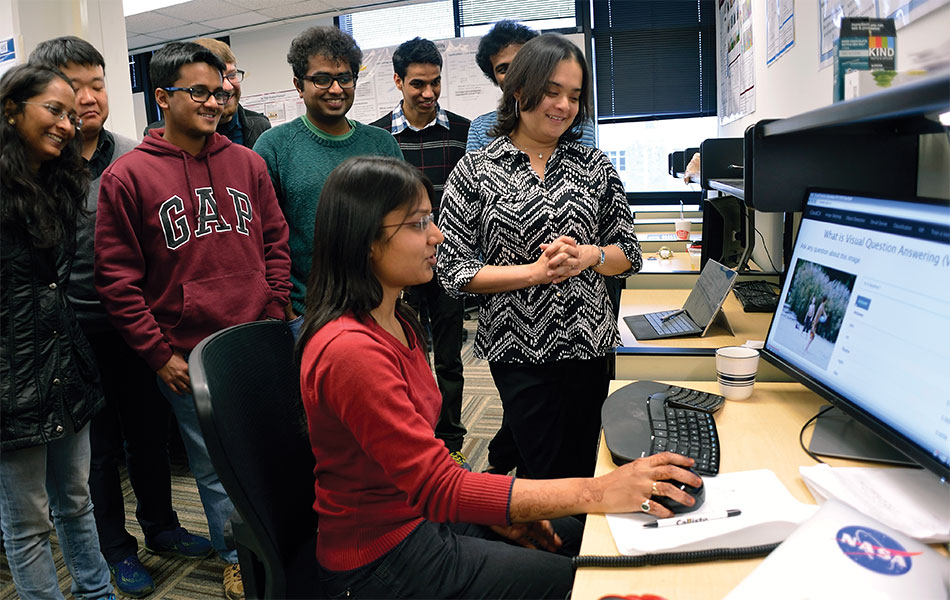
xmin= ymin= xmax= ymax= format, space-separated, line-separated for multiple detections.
xmin=95 ymin=129 xmax=291 ymax=371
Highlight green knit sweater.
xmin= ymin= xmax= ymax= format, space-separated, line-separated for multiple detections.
xmin=254 ymin=117 xmax=403 ymax=313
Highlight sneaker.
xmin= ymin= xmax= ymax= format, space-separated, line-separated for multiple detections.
xmin=448 ymin=451 xmax=471 ymax=471
xmin=145 ymin=526 xmax=214 ymax=559
xmin=109 ymin=555 xmax=155 ymax=598
xmin=223 ymin=562 xmax=244 ymax=600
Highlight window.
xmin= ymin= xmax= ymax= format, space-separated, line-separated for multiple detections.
xmin=339 ymin=0 xmax=577 ymax=45
xmin=457 ymin=0 xmax=576 ymax=36
xmin=598 ymin=116 xmax=718 ymax=196
xmin=591 ymin=0 xmax=716 ymax=121
xmin=338 ymin=1 xmax=456 ymax=50
xmin=588 ymin=1 xmax=717 ymax=199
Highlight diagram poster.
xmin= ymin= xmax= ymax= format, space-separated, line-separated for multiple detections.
xmin=719 ymin=0 xmax=756 ymax=125
xmin=767 ymin=0 xmax=796 ymax=66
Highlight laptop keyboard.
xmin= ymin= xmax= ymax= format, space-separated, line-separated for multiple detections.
xmin=646 ymin=311 xmax=693 ymax=335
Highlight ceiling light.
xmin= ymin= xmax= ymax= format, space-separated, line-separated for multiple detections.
xmin=123 ymin=0 xmax=191 ymax=17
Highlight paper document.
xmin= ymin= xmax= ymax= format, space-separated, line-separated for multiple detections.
xmin=606 ymin=469 xmax=817 ymax=555
xmin=800 ymin=464 xmax=950 ymax=543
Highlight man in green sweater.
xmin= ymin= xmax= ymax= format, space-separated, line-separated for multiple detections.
xmin=254 ymin=26 xmax=403 ymax=328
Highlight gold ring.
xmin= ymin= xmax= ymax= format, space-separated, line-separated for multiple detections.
xmin=651 ymin=482 xmax=659 ymax=496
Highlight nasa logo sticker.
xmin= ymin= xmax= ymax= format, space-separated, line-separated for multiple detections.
xmin=836 ymin=526 xmax=921 ymax=576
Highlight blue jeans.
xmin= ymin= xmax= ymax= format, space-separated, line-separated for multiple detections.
xmin=288 ymin=314 xmax=304 ymax=339
xmin=0 ymin=423 xmax=113 ymax=600
xmin=158 ymin=377 xmax=238 ymax=563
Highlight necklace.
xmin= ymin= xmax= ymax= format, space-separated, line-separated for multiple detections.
xmin=512 ymin=137 xmax=555 ymax=160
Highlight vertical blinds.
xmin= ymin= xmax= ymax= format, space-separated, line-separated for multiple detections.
xmin=593 ymin=0 xmax=716 ymax=121
xmin=457 ymin=0 xmax=575 ymax=27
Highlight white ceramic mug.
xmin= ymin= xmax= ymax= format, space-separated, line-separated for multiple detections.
xmin=715 ymin=346 xmax=760 ymax=400
xmin=675 ymin=218 xmax=691 ymax=241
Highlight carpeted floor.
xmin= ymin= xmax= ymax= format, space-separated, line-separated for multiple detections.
xmin=0 ymin=317 xmax=503 ymax=599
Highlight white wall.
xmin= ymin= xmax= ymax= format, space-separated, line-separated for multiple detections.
xmin=4 ymin=0 xmax=138 ymax=140
xmin=718 ymin=4 xmax=950 ymax=137
xmin=715 ymin=4 xmax=950 ymax=271
xmin=229 ymin=15 xmax=334 ymax=99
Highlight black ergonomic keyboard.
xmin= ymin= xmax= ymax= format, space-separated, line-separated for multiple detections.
xmin=732 ymin=280 xmax=780 ymax=313
xmin=601 ymin=381 xmax=722 ymax=475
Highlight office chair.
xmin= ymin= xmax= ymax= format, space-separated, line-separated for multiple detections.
xmin=190 ymin=320 xmax=320 ymax=599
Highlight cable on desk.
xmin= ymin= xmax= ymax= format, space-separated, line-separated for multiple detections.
xmin=753 ymin=227 xmax=779 ymax=272
xmin=799 ymin=405 xmax=836 ymax=465
xmin=572 ymin=543 xmax=781 ymax=569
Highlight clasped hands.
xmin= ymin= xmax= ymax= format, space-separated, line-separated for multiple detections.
xmin=536 ymin=236 xmax=600 ymax=285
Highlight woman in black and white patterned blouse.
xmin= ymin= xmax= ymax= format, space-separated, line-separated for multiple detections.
xmin=439 ymin=33 xmax=643 ymax=481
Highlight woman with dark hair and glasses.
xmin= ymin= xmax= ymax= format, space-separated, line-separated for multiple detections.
xmin=297 ymin=155 xmax=699 ymax=599
xmin=0 ymin=63 xmax=115 ymax=600
xmin=439 ymin=33 xmax=650 ymax=481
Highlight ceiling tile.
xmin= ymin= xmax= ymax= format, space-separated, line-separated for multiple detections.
xmin=127 ymin=34 xmax=167 ymax=51
xmin=125 ymin=12 xmax=191 ymax=35
xmin=149 ymin=23 xmax=217 ymax=40
xmin=202 ymin=11 xmax=270 ymax=30
xmin=156 ymin=0 xmax=248 ymax=21
xmin=257 ymin=0 xmax=337 ymax=19
xmin=222 ymin=0 xmax=293 ymax=9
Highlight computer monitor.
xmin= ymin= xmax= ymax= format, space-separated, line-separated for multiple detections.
xmin=701 ymin=195 xmax=753 ymax=271
xmin=762 ymin=189 xmax=950 ymax=482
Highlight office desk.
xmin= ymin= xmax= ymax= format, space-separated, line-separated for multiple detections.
xmin=615 ymin=289 xmax=790 ymax=381
xmin=572 ymin=380 xmax=857 ymax=600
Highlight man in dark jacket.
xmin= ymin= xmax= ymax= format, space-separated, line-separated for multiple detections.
xmin=144 ymin=38 xmax=270 ymax=148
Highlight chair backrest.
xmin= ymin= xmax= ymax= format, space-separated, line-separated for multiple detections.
xmin=190 ymin=320 xmax=317 ymax=596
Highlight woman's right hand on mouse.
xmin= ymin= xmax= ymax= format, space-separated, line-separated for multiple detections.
xmin=597 ymin=452 xmax=702 ymax=518
xmin=508 ymin=452 xmax=702 ymax=522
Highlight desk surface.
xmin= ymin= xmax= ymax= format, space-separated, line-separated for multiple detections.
xmin=572 ymin=380 xmax=856 ymax=600
xmin=617 ymin=288 xmax=774 ymax=352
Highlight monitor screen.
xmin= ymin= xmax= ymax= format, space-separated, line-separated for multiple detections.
xmin=763 ymin=190 xmax=950 ymax=480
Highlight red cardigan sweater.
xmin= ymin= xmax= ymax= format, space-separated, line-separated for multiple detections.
xmin=300 ymin=313 xmax=514 ymax=571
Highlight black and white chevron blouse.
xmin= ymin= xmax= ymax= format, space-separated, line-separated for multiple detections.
xmin=438 ymin=136 xmax=641 ymax=364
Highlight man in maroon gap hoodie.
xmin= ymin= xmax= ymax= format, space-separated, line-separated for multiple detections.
xmin=94 ymin=42 xmax=291 ymax=600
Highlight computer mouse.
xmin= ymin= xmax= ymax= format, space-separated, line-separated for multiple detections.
xmin=652 ymin=467 xmax=705 ymax=514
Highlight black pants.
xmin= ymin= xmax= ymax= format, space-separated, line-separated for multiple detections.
xmin=404 ymin=277 xmax=466 ymax=452
xmin=318 ymin=517 xmax=581 ymax=599
xmin=489 ymin=356 xmax=609 ymax=480
xmin=85 ymin=328 xmax=180 ymax=564
xmin=488 ymin=279 xmax=623 ymax=472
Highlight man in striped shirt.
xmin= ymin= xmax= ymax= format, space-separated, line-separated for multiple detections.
xmin=371 ymin=37 xmax=470 ymax=463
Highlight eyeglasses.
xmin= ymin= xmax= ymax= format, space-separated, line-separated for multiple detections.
xmin=21 ymin=102 xmax=82 ymax=129
xmin=224 ymin=70 xmax=245 ymax=83
xmin=299 ymin=73 xmax=358 ymax=89
xmin=163 ymin=86 xmax=233 ymax=104
xmin=381 ymin=213 xmax=436 ymax=232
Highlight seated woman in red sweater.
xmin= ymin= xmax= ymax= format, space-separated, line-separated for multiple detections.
xmin=297 ymin=155 xmax=701 ymax=599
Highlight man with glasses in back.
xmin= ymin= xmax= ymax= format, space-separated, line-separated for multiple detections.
xmin=254 ymin=26 xmax=402 ymax=332
xmin=30 ymin=36 xmax=214 ymax=599
xmin=95 ymin=42 xmax=292 ymax=600
xmin=145 ymin=38 xmax=270 ymax=148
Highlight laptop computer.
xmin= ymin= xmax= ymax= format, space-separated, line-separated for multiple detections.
xmin=725 ymin=499 xmax=949 ymax=599
xmin=624 ymin=259 xmax=738 ymax=340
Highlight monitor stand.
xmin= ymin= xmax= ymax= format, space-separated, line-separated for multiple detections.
xmin=809 ymin=406 xmax=916 ymax=466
